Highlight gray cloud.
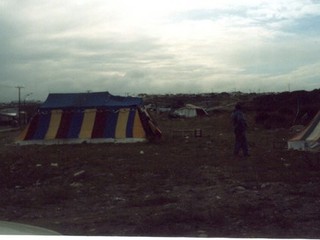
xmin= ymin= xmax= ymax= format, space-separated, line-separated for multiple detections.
xmin=1 ymin=0 xmax=320 ymax=102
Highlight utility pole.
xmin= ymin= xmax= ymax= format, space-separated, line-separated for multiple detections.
xmin=16 ymin=86 xmax=24 ymax=126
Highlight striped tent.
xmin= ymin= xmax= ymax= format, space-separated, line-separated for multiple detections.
xmin=288 ymin=110 xmax=320 ymax=151
xmin=16 ymin=92 xmax=161 ymax=145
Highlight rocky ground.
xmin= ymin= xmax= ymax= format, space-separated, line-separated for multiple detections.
xmin=0 ymin=112 xmax=320 ymax=237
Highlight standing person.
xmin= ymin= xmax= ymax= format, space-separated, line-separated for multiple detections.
xmin=231 ymin=103 xmax=249 ymax=157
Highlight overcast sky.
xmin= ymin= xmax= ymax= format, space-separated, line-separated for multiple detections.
xmin=1 ymin=0 xmax=320 ymax=102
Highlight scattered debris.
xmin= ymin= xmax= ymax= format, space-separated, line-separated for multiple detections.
xmin=73 ymin=170 xmax=86 ymax=178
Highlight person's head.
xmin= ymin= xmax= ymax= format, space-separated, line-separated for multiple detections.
xmin=235 ymin=103 xmax=241 ymax=110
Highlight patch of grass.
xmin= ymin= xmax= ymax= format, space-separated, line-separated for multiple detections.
xmin=35 ymin=185 xmax=75 ymax=205
xmin=0 ymin=185 xmax=76 ymax=208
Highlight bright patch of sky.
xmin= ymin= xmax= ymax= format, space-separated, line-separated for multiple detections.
xmin=0 ymin=0 xmax=320 ymax=102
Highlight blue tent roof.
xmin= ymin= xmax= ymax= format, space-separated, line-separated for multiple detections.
xmin=40 ymin=92 xmax=143 ymax=109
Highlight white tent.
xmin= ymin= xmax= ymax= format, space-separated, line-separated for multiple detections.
xmin=288 ymin=111 xmax=320 ymax=151
xmin=173 ymin=104 xmax=208 ymax=118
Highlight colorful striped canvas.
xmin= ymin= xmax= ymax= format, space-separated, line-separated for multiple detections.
xmin=16 ymin=92 xmax=161 ymax=145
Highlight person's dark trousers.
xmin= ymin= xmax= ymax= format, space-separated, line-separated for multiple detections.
xmin=233 ymin=131 xmax=249 ymax=156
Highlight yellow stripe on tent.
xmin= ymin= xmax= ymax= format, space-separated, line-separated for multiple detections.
xmin=133 ymin=110 xmax=146 ymax=138
xmin=115 ymin=108 xmax=130 ymax=139
xmin=16 ymin=123 xmax=30 ymax=141
xmin=45 ymin=110 xmax=63 ymax=140
xmin=79 ymin=109 xmax=96 ymax=139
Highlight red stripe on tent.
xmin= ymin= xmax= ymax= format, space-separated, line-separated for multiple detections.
xmin=92 ymin=110 xmax=108 ymax=138
xmin=56 ymin=111 xmax=73 ymax=139
xmin=24 ymin=114 xmax=40 ymax=140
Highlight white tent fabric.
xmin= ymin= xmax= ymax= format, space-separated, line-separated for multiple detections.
xmin=288 ymin=111 xmax=320 ymax=151
xmin=173 ymin=104 xmax=208 ymax=118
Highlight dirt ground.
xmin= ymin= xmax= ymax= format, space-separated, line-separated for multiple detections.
xmin=0 ymin=111 xmax=320 ymax=237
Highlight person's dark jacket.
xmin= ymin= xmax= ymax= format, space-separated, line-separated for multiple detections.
xmin=231 ymin=109 xmax=247 ymax=134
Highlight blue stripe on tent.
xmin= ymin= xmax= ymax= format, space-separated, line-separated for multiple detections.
xmin=126 ymin=109 xmax=136 ymax=138
xmin=32 ymin=112 xmax=51 ymax=139
xmin=67 ymin=111 xmax=84 ymax=138
xmin=104 ymin=111 xmax=118 ymax=138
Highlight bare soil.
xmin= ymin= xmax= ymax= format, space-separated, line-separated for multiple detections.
xmin=0 ymin=111 xmax=320 ymax=238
